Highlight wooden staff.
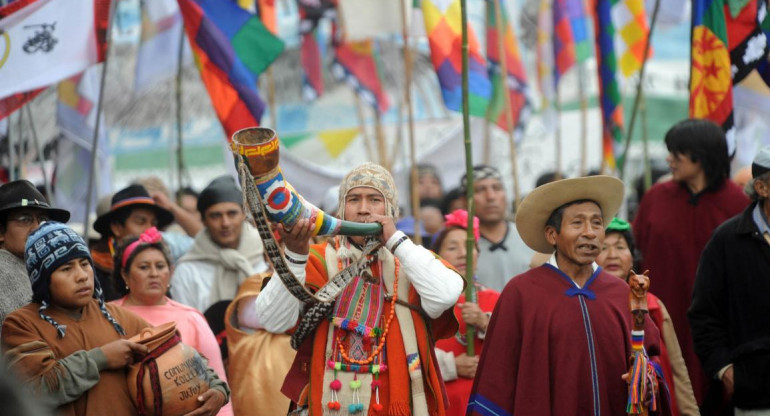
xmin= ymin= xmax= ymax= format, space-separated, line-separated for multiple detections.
xmin=627 ymin=270 xmax=657 ymax=415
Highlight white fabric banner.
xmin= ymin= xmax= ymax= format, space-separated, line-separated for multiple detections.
xmin=134 ymin=0 xmax=192 ymax=92
xmin=0 ymin=0 xmax=99 ymax=100
xmin=337 ymin=0 xmax=410 ymax=41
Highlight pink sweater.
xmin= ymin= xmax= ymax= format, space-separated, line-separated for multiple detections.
xmin=111 ymin=297 xmax=233 ymax=416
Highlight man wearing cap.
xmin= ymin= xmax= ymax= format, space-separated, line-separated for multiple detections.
xmin=462 ymin=165 xmax=533 ymax=292
xmin=91 ymin=184 xmax=188 ymax=301
xmin=689 ymin=146 xmax=770 ymax=414
xmin=171 ymin=176 xmax=268 ymax=313
xmin=0 ymin=180 xmax=70 ymax=329
xmin=250 ymin=162 xmax=463 ymax=415
xmin=468 ymin=176 xmax=669 ymax=416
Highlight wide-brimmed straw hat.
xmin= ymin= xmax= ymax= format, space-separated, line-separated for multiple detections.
xmin=93 ymin=185 xmax=173 ymax=236
xmin=0 ymin=180 xmax=70 ymax=222
xmin=516 ymin=176 xmax=624 ymax=253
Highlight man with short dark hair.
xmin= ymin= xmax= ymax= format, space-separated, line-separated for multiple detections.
xmin=461 ymin=165 xmax=533 ymax=292
xmin=468 ymin=176 xmax=669 ymax=416
xmin=171 ymin=176 xmax=267 ymax=313
xmin=0 ymin=180 xmax=70 ymax=328
xmin=689 ymin=146 xmax=770 ymax=414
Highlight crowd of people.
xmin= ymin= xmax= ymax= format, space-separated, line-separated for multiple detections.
xmin=0 ymin=117 xmax=768 ymax=416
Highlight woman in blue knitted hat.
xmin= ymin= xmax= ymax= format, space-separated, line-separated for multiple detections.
xmin=1 ymin=222 xmax=229 ymax=416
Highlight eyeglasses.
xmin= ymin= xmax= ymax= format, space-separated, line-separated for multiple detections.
xmin=7 ymin=213 xmax=50 ymax=227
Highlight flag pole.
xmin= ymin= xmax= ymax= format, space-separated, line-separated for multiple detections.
xmin=176 ymin=22 xmax=186 ymax=191
xmin=400 ymin=0 xmax=422 ymax=245
xmin=8 ymin=112 xmax=16 ymax=181
xmin=578 ymin=62 xmax=588 ymax=176
xmin=460 ymin=0 xmax=476 ymax=357
xmin=17 ymin=105 xmax=25 ymax=178
xmin=619 ymin=0 xmax=660 ymax=178
xmin=373 ymin=109 xmax=388 ymax=169
xmin=83 ymin=0 xmax=118 ymax=240
xmin=354 ymin=93 xmax=376 ymax=162
xmin=640 ymin=89 xmax=652 ymax=190
xmin=267 ymin=68 xmax=277 ymax=128
xmin=24 ymin=105 xmax=52 ymax=200
xmin=555 ymin=84 xmax=563 ymax=180
xmin=492 ymin=0 xmax=521 ymax=209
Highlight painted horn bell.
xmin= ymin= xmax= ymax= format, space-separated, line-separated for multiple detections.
xmin=231 ymin=127 xmax=382 ymax=236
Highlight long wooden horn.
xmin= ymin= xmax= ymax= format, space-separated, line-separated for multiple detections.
xmin=231 ymin=127 xmax=382 ymax=236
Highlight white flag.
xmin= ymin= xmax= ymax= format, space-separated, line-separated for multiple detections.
xmin=134 ymin=0 xmax=192 ymax=92
xmin=337 ymin=0 xmax=411 ymax=41
xmin=0 ymin=0 xmax=99 ymax=100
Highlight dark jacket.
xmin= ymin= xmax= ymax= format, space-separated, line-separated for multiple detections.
xmin=688 ymin=201 xmax=770 ymax=409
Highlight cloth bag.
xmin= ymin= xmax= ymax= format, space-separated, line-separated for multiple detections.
xmin=126 ymin=322 xmax=211 ymax=416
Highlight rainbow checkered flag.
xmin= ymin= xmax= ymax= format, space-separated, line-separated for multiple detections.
xmin=422 ymin=0 xmax=491 ymax=116
xmin=611 ymin=0 xmax=652 ymax=78
xmin=594 ymin=0 xmax=625 ymax=171
xmin=485 ymin=0 xmax=531 ymax=139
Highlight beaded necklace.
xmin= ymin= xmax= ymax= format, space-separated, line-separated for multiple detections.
xmin=327 ymin=237 xmax=399 ymax=413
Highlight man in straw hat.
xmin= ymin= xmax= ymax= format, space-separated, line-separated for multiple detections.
xmin=0 ymin=180 xmax=70 ymax=331
xmin=468 ymin=176 xmax=670 ymax=416
xmin=689 ymin=145 xmax=770 ymax=414
xmin=250 ymin=162 xmax=463 ymax=415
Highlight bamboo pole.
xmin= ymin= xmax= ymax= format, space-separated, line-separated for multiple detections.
xmin=400 ymin=0 xmax=422 ymax=245
xmin=24 ymin=105 xmax=52 ymax=200
xmin=175 ymin=23 xmax=185 ymax=191
xmin=578 ymin=62 xmax=588 ymax=176
xmin=460 ymin=0 xmax=476 ymax=356
xmin=492 ymin=0 xmax=521 ymax=209
xmin=83 ymin=0 xmax=118 ymax=241
xmin=619 ymin=0 xmax=660 ymax=178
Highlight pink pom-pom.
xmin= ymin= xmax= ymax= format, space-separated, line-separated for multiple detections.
xmin=327 ymin=360 xmax=336 ymax=369
xmin=330 ymin=379 xmax=342 ymax=391
xmin=371 ymin=380 xmax=382 ymax=390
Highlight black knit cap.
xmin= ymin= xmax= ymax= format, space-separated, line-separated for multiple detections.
xmin=0 ymin=180 xmax=70 ymax=222
xmin=197 ymin=175 xmax=243 ymax=215
xmin=93 ymin=184 xmax=174 ymax=237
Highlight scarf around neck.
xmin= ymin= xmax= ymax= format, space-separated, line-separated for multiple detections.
xmin=177 ymin=222 xmax=264 ymax=305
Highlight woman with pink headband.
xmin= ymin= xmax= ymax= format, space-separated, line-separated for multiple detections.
xmin=110 ymin=227 xmax=233 ymax=416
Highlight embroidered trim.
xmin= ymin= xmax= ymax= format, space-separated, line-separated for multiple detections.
xmin=577 ymin=296 xmax=601 ymax=416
